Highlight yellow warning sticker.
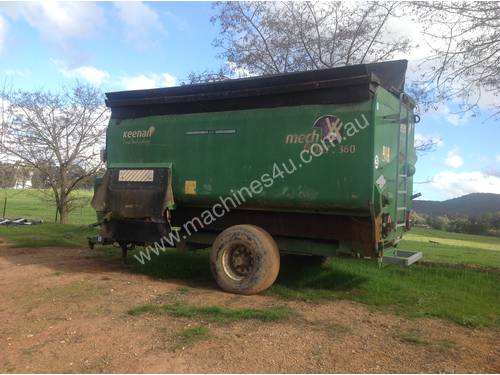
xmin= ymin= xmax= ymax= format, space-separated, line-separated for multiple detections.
xmin=184 ymin=180 xmax=197 ymax=195
xmin=382 ymin=145 xmax=391 ymax=162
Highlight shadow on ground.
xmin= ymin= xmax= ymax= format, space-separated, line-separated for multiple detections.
xmin=0 ymin=240 xmax=368 ymax=300
xmin=127 ymin=248 xmax=367 ymax=298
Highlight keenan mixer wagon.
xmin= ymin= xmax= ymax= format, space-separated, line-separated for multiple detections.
xmin=91 ymin=59 xmax=422 ymax=294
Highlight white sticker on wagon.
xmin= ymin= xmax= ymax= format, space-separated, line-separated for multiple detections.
xmin=118 ymin=169 xmax=154 ymax=182
xmin=376 ymin=174 xmax=386 ymax=189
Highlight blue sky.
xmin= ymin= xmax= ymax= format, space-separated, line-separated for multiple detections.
xmin=0 ymin=1 xmax=499 ymax=201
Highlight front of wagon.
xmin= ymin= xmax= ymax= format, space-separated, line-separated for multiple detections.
xmin=90 ymin=97 xmax=175 ymax=254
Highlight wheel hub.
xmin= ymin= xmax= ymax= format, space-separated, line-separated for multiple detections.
xmin=229 ymin=245 xmax=254 ymax=277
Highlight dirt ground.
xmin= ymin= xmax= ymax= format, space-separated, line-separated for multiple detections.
xmin=0 ymin=240 xmax=499 ymax=373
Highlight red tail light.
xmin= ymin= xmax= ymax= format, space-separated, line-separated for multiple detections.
xmin=382 ymin=213 xmax=393 ymax=237
xmin=405 ymin=211 xmax=412 ymax=230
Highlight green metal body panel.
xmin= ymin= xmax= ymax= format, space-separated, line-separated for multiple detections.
xmin=100 ymin=82 xmax=416 ymax=256
xmin=107 ymin=87 xmax=414 ymax=212
xmin=372 ymin=88 xmax=416 ymax=243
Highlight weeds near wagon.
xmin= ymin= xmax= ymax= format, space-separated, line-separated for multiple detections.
xmin=175 ymin=326 xmax=211 ymax=349
xmin=397 ymin=330 xmax=429 ymax=346
xmin=127 ymin=301 xmax=295 ymax=323
xmin=396 ymin=329 xmax=456 ymax=351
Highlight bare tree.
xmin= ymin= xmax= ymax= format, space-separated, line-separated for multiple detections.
xmin=414 ymin=2 xmax=500 ymax=118
xmin=414 ymin=138 xmax=441 ymax=154
xmin=210 ymin=1 xmax=411 ymax=76
xmin=185 ymin=67 xmax=232 ymax=85
xmin=196 ymin=1 xmax=443 ymax=152
xmin=0 ymin=83 xmax=108 ymax=223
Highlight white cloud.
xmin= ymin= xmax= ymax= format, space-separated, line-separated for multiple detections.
xmin=386 ymin=14 xmax=433 ymax=63
xmin=164 ymin=10 xmax=190 ymax=33
xmin=0 ymin=14 xmax=6 ymax=54
xmin=121 ymin=73 xmax=177 ymax=90
xmin=414 ymin=133 xmax=444 ymax=149
xmin=1 ymin=2 xmax=104 ymax=48
xmin=445 ymin=113 xmax=470 ymax=127
xmin=227 ymin=61 xmax=251 ymax=78
xmin=445 ymin=148 xmax=464 ymax=168
xmin=474 ymin=86 xmax=499 ymax=109
xmin=52 ymin=59 xmax=109 ymax=85
xmin=428 ymin=103 xmax=472 ymax=126
xmin=114 ymin=2 xmax=166 ymax=48
xmin=431 ymin=171 xmax=500 ymax=199
xmin=3 ymin=68 xmax=31 ymax=77
xmin=497 ymin=155 xmax=500 ymax=163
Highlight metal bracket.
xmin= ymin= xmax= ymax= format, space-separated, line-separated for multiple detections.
xmin=382 ymin=249 xmax=422 ymax=266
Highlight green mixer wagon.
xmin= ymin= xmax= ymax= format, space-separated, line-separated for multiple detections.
xmin=91 ymin=59 xmax=422 ymax=294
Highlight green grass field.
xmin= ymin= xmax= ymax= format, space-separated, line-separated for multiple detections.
xmin=121 ymin=248 xmax=499 ymax=327
xmin=0 ymin=190 xmax=498 ymax=327
xmin=0 ymin=223 xmax=97 ymax=248
xmin=0 ymin=188 xmax=95 ymax=225
xmin=400 ymin=227 xmax=500 ymax=268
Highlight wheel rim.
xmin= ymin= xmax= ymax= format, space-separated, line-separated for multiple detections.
xmin=222 ymin=243 xmax=255 ymax=281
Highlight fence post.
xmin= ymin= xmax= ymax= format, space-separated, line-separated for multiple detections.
xmin=2 ymin=197 xmax=6 ymax=218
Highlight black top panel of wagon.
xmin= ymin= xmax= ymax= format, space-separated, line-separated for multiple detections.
xmin=106 ymin=60 xmax=408 ymax=119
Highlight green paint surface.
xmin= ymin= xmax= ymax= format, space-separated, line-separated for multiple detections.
xmin=106 ymin=86 xmax=415 ymax=220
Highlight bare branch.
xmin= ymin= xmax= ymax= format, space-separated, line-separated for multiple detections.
xmin=210 ymin=1 xmax=412 ymax=75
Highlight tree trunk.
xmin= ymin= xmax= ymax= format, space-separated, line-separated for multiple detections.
xmin=59 ymin=208 xmax=69 ymax=224
xmin=58 ymin=192 xmax=69 ymax=224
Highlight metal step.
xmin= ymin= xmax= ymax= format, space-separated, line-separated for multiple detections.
xmin=398 ymin=190 xmax=407 ymax=194
xmin=382 ymin=249 xmax=423 ymax=266
xmin=397 ymin=207 xmax=407 ymax=211
xmin=396 ymin=223 xmax=406 ymax=228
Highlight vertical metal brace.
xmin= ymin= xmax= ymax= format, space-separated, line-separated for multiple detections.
xmin=402 ymin=96 xmax=411 ymax=226
xmin=395 ymin=93 xmax=410 ymax=228
xmin=394 ymin=94 xmax=402 ymax=223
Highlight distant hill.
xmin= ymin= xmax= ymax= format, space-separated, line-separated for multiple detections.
xmin=414 ymin=193 xmax=500 ymax=217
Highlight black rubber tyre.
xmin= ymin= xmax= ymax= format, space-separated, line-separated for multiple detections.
xmin=210 ymin=225 xmax=280 ymax=295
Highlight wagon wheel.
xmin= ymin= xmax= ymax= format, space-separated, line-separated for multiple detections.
xmin=210 ymin=225 xmax=280 ymax=295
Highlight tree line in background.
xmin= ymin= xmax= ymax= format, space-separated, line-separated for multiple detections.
xmin=413 ymin=211 xmax=500 ymax=237
xmin=0 ymin=162 xmax=99 ymax=190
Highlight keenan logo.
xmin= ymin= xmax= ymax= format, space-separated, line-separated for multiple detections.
xmin=122 ymin=126 xmax=156 ymax=144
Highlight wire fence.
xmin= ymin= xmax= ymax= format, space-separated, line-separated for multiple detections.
xmin=0 ymin=188 xmax=95 ymax=225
